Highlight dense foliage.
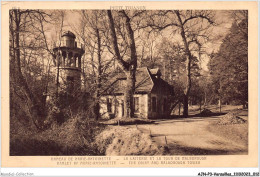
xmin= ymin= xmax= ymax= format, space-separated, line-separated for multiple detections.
xmin=209 ymin=18 xmax=248 ymax=107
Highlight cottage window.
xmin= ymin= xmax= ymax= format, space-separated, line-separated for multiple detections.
xmin=118 ymin=80 xmax=125 ymax=88
xmin=107 ymin=98 xmax=112 ymax=113
xmin=133 ymin=97 xmax=139 ymax=113
xmin=152 ymin=97 xmax=157 ymax=112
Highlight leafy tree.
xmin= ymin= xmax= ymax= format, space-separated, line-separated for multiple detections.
xmin=9 ymin=9 xmax=55 ymax=130
xmin=145 ymin=10 xmax=216 ymax=117
xmin=209 ymin=15 xmax=248 ymax=108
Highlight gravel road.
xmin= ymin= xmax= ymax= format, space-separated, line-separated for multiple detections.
xmin=131 ymin=116 xmax=248 ymax=155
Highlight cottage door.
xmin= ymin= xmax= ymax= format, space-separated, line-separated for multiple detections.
xmin=157 ymin=99 xmax=161 ymax=118
xmin=121 ymin=102 xmax=124 ymax=117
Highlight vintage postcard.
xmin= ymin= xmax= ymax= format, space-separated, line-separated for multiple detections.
xmin=1 ymin=1 xmax=258 ymax=168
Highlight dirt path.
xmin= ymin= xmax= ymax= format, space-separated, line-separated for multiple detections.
xmin=130 ymin=116 xmax=248 ymax=155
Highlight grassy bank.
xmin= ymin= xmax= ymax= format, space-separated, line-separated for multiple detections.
xmin=207 ymin=123 xmax=248 ymax=147
xmin=207 ymin=110 xmax=248 ymax=147
xmin=10 ymin=118 xmax=106 ymax=156
xmin=95 ymin=126 xmax=163 ymax=156
xmin=10 ymin=117 xmax=160 ymax=156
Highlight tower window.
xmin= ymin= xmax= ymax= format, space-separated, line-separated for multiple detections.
xmin=66 ymin=76 xmax=74 ymax=93
xmin=67 ymin=76 xmax=74 ymax=82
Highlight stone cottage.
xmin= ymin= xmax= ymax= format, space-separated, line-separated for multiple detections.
xmin=100 ymin=67 xmax=174 ymax=119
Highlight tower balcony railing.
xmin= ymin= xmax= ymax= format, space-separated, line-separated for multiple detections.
xmin=57 ymin=57 xmax=82 ymax=69
xmin=52 ymin=40 xmax=84 ymax=50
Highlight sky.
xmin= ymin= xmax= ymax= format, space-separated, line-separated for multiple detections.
xmin=48 ymin=10 xmax=235 ymax=71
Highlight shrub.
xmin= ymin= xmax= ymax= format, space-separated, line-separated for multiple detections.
xmin=217 ymin=112 xmax=247 ymax=125
xmin=10 ymin=114 xmax=106 ymax=156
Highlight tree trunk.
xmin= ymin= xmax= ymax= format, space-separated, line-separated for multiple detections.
xmin=94 ymin=28 xmax=102 ymax=120
xmin=204 ymin=90 xmax=207 ymax=106
xmin=178 ymin=102 xmax=181 ymax=116
xmin=121 ymin=11 xmax=137 ymax=118
xmin=183 ymin=94 xmax=189 ymax=117
xmin=124 ymin=71 xmax=135 ymax=118
xmin=13 ymin=9 xmax=46 ymax=130
xmin=218 ymin=81 xmax=222 ymax=113
xmin=219 ymin=98 xmax=222 ymax=113
xmin=199 ymin=100 xmax=202 ymax=114
xmin=107 ymin=10 xmax=137 ymax=118
xmin=56 ymin=54 xmax=60 ymax=98
xmin=175 ymin=10 xmax=192 ymax=118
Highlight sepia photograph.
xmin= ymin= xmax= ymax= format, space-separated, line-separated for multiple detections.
xmin=9 ymin=8 xmax=249 ymax=157
xmin=2 ymin=1 xmax=258 ymax=171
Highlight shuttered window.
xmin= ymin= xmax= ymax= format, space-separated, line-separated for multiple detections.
xmin=107 ymin=98 xmax=112 ymax=113
xmin=133 ymin=97 xmax=139 ymax=113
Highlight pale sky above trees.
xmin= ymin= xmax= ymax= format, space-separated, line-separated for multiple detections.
xmin=45 ymin=10 xmax=234 ymax=71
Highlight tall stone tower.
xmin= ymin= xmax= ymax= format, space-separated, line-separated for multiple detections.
xmin=52 ymin=31 xmax=84 ymax=95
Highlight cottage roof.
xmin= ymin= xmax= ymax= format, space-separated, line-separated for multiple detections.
xmin=103 ymin=67 xmax=174 ymax=95
xmin=149 ymin=68 xmax=161 ymax=76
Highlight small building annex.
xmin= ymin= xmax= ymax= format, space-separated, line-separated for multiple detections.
xmin=100 ymin=67 xmax=174 ymax=119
